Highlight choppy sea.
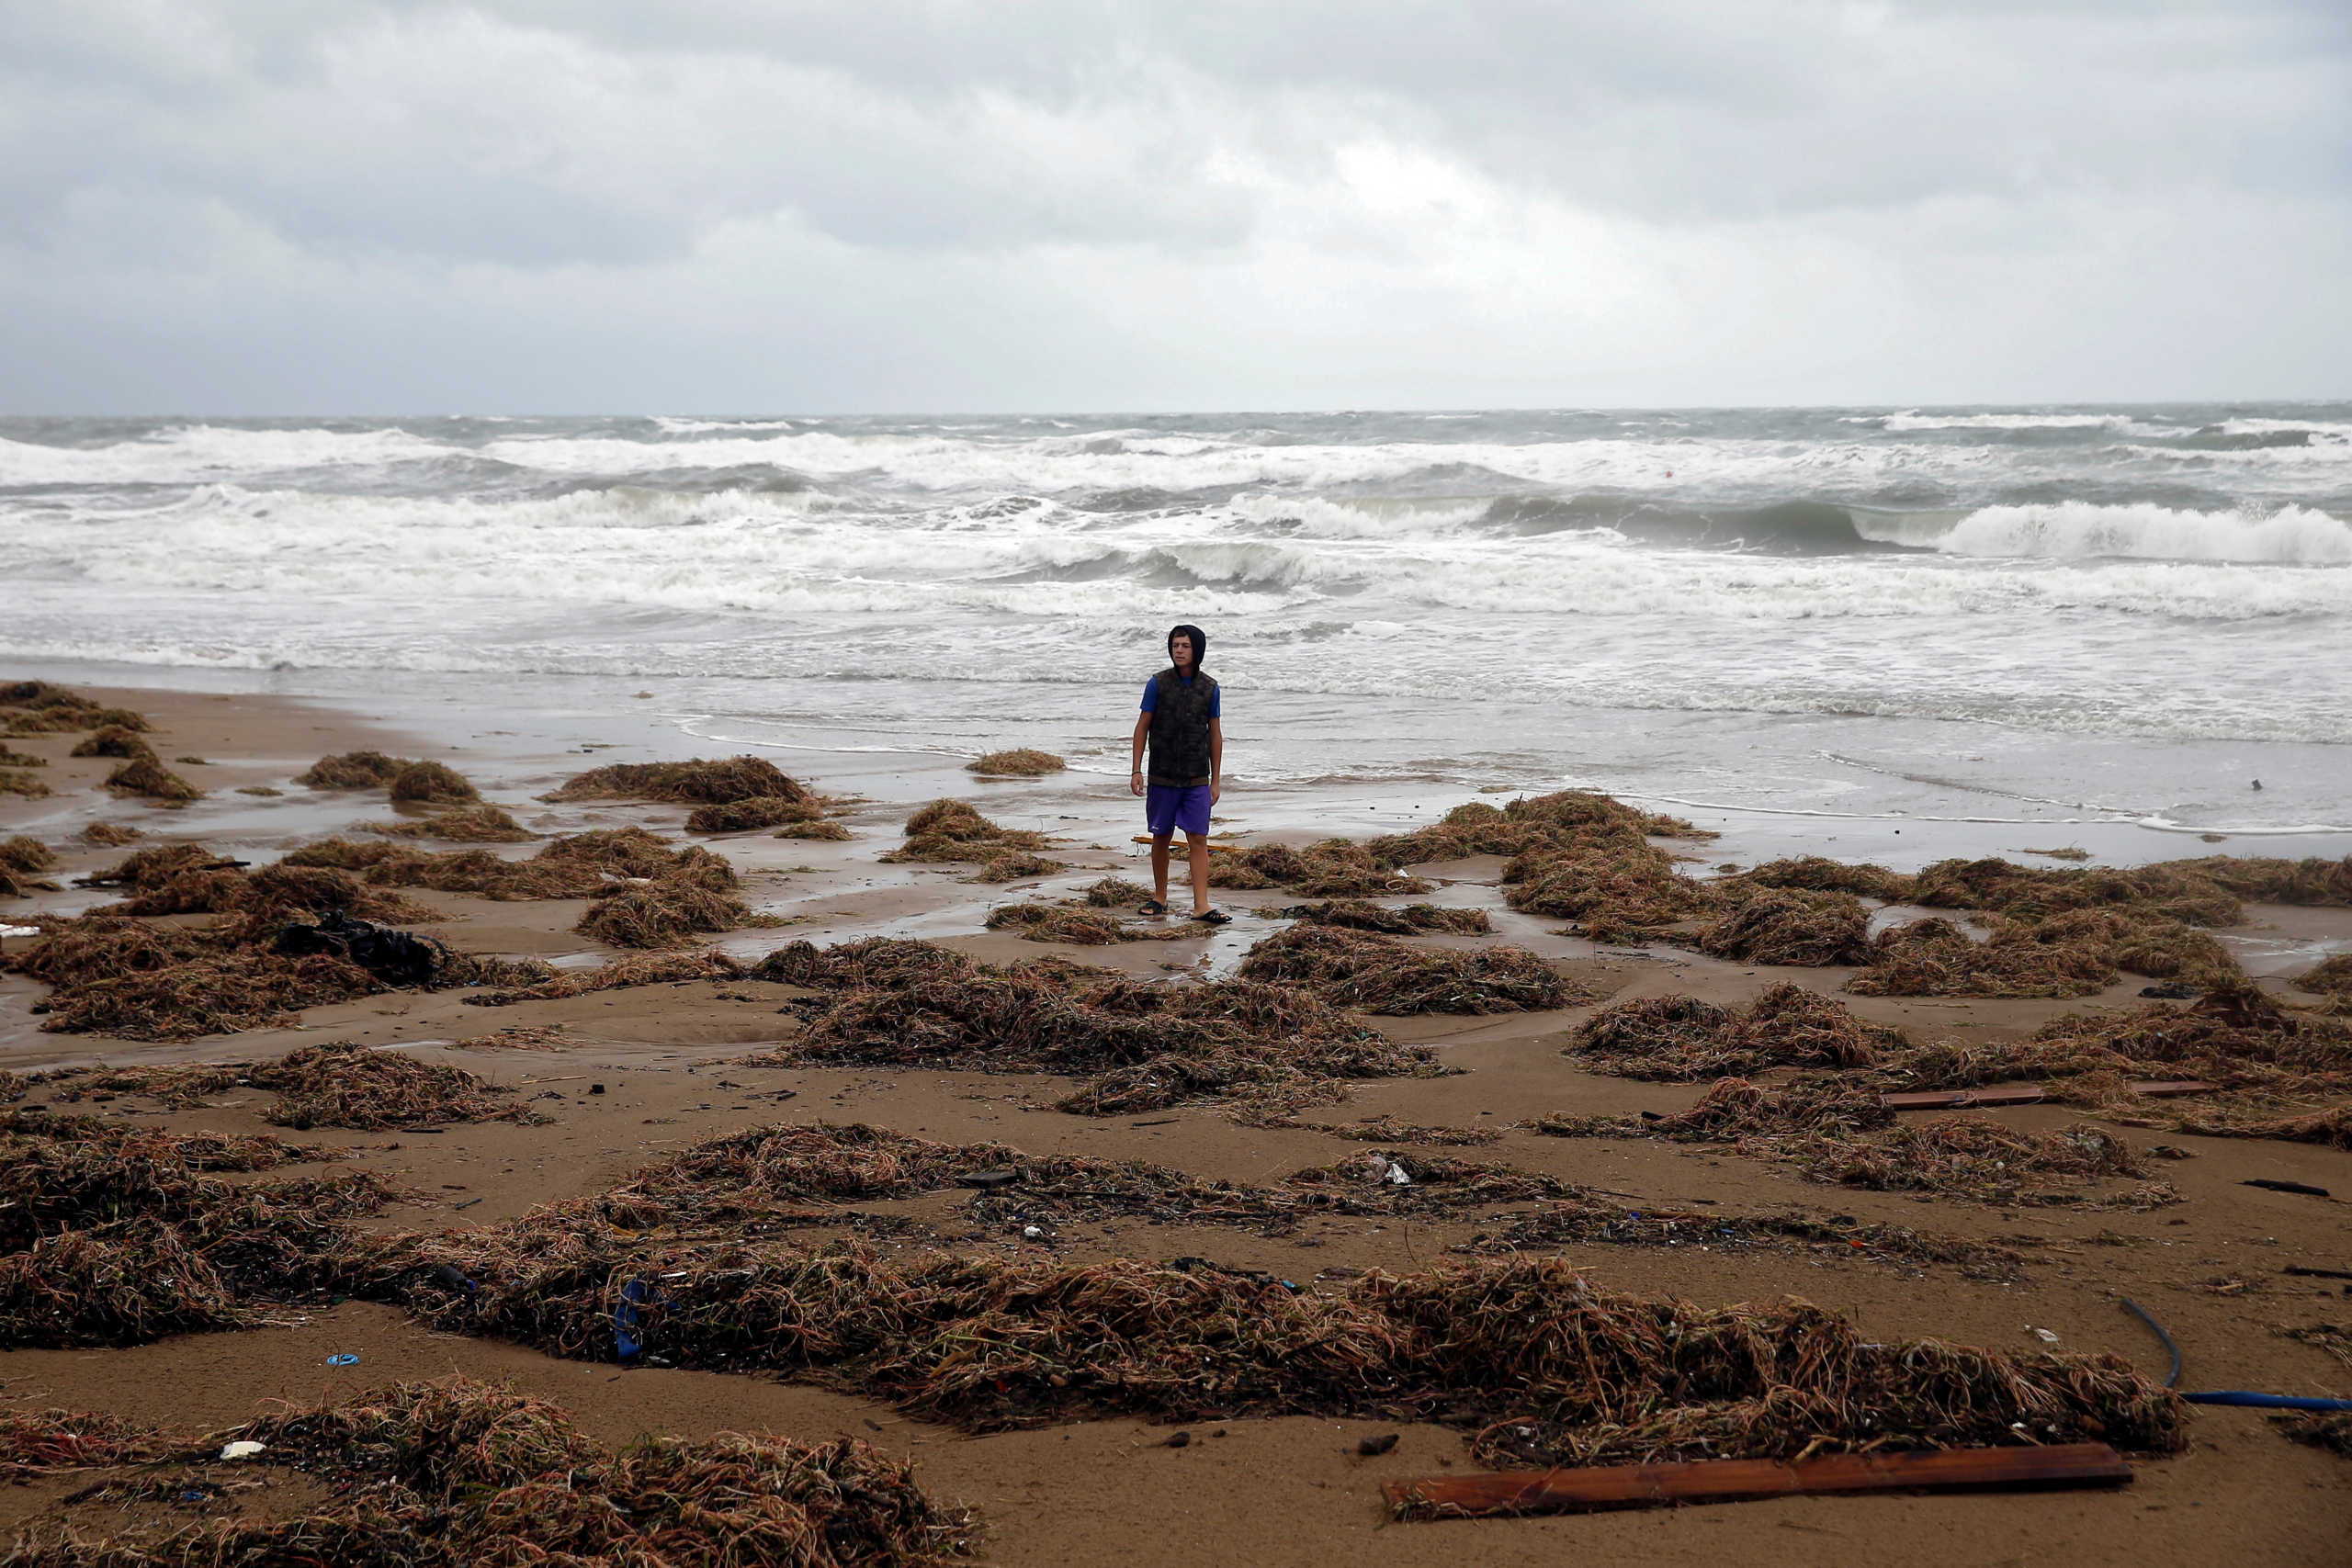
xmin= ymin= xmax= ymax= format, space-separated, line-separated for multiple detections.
xmin=4 ymin=405 xmax=2348 ymax=845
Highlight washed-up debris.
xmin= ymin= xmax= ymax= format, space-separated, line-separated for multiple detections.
xmin=0 ymin=1379 xmax=971 ymax=1565
xmin=1384 ymin=1442 xmax=2132 ymax=1520
xmin=967 ymin=749 xmax=1067 ymax=776
xmin=544 ymin=754 xmax=811 ymax=806
xmin=1236 ymin=923 xmax=1577 ymax=1014
xmin=1568 ymin=983 xmax=1899 ymax=1080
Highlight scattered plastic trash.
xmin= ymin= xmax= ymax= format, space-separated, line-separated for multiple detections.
xmin=433 ymin=1264 xmax=478 ymax=1295
xmin=615 ymin=1276 xmax=655 ymax=1361
xmin=0 ymin=926 xmax=40 ymax=940
xmin=325 ymin=1353 xmax=358 ymax=1366
xmin=1022 ymin=1224 xmax=1046 ymax=1240
xmin=2031 ymin=1328 xmax=2061 ymax=1345
xmin=219 ymin=1441 xmax=266 ymax=1461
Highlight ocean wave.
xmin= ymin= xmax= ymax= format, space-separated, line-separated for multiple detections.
xmin=0 ymin=424 xmax=456 ymax=484
xmin=1933 ymin=502 xmax=2352 ymax=564
xmin=1866 ymin=411 xmax=2196 ymax=437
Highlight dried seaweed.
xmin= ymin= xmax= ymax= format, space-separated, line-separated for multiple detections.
xmin=1368 ymin=791 xmax=1714 ymax=869
xmin=388 ymin=760 xmax=480 ymax=806
xmin=103 ymin=755 xmax=201 ymax=802
xmin=0 ymin=769 xmax=51 ymax=798
xmin=0 ymin=1379 xmax=972 ymax=1566
xmin=985 ymin=902 xmax=1200 ymax=944
xmin=879 ymin=799 xmax=1059 ymax=874
xmin=464 ymin=949 xmax=746 ymax=1005
xmin=543 ymin=754 xmax=811 ymax=806
xmin=68 ymin=724 xmax=153 ymax=761
xmin=968 ymin=748 xmax=1067 ymax=776
xmin=1268 ymin=899 xmax=1494 ymax=934
xmin=79 ymin=822 xmax=142 ymax=847
xmin=575 ymin=871 xmax=757 ymax=948
xmin=87 ymin=1043 xmax=540 ymax=1130
xmin=685 ymin=795 xmax=823 ymax=832
xmin=1733 ymin=856 xmax=1915 ymax=902
xmin=751 ymin=940 xmax=1443 ymax=1116
xmin=2297 ymin=953 xmax=2352 ymax=996
xmin=1568 ymin=983 xmax=1899 ymax=1081
xmin=0 ymin=836 xmax=53 ymax=875
xmin=1697 ymin=886 xmax=1873 ymax=965
xmin=1452 ymin=1200 xmax=2020 ymax=1280
xmin=366 ymin=804 xmax=533 ymax=842
xmin=777 ymin=819 xmax=853 ymax=840
xmin=297 ymin=749 xmax=413 ymax=788
xmin=1237 ymin=924 xmax=1577 ymax=1014
xmin=1083 ymin=876 xmax=1153 ymax=908
xmin=1844 ymin=916 xmax=2112 ymax=998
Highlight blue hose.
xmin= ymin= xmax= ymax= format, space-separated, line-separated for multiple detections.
xmin=2180 ymin=1392 xmax=2352 ymax=1412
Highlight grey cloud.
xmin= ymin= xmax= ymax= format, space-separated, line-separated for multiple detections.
xmin=0 ymin=1 xmax=2345 ymax=411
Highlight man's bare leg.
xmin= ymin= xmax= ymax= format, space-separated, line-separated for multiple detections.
xmin=1186 ymin=832 xmax=1211 ymax=915
xmin=1149 ymin=834 xmax=1173 ymax=908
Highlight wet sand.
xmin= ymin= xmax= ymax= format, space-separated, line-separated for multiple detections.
xmin=1 ymin=686 xmax=2347 ymax=1565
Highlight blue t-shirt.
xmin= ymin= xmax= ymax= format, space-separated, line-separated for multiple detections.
xmin=1140 ymin=675 xmax=1221 ymax=718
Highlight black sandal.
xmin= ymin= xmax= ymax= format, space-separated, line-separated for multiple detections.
xmin=1193 ymin=908 xmax=1232 ymax=925
xmin=1138 ymin=898 xmax=1169 ymax=916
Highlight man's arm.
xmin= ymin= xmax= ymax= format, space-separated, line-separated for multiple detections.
xmin=1208 ymin=717 xmax=1224 ymax=805
xmin=1130 ymin=712 xmax=1151 ymax=796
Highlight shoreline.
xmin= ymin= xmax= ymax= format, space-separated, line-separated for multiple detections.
xmin=1 ymin=678 xmax=2346 ymax=1564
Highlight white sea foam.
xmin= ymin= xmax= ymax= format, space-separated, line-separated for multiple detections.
xmin=1869 ymin=411 xmax=2195 ymax=437
xmin=1935 ymin=502 xmax=2352 ymax=564
xmin=0 ymin=425 xmax=455 ymax=484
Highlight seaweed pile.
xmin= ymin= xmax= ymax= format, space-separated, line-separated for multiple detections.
xmin=285 ymin=826 xmax=752 ymax=940
xmin=7 ymin=847 xmax=546 ymax=1038
xmin=1696 ymin=886 xmax=1873 ymax=966
xmin=967 ymin=748 xmax=1067 ymax=776
xmin=686 ymin=794 xmax=826 ymax=832
xmin=984 ymin=901 xmax=1201 ymax=944
xmin=366 ymin=803 xmax=533 ymax=842
xmin=1844 ymin=916 xmax=2118 ymax=999
xmin=543 ymin=753 xmax=811 ymax=807
xmin=2297 ymin=953 xmax=2352 ymax=997
xmin=2278 ymin=1411 xmax=2352 ymax=1459
xmin=744 ymin=938 xmax=1444 ymax=1117
xmin=1883 ymin=985 xmax=2352 ymax=1145
xmin=80 ymin=821 xmax=142 ymax=847
xmin=78 ymin=1043 xmax=543 ymax=1130
xmin=345 ymin=1240 xmax=2181 ymax=1470
xmin=463 ymin=949 xmax=745 ymax=1005
xmin=879 ymin=798 xmax=1063 ymax=881
xmin=1533 ymin=1078 xmax=2175 ymax=1209
xmin=1452 ymin=1200 xmax=2022 ymax=1281
xmin=1367 ymin=791 xmax=1714 ymax=867
xmin=1236 ymin=924 xmax=1578 ymax=1015
xmin=1567 ymin=983 xmax=1901 ymax=1081
xmin=1207 ymin=840 xmax=1432 ymax=897
xmin=297 ymin=750 xmax=413 ymax=788
xmin=1082 ymin=876 xmax=1152 ymax=908
xmin=0 ymin=1113 xmax=391 ymax=1347
xmin=0 ymin=1379 xmax=972 ymax=1567
xmin=2 ymin=682 xmax=150 ymax=737
xmin=1266 ymin=898 xmax=1493 ymax=934
xmin=1 ymin=834 xmax=57 ymax=898
xmin=387 ymin=760 xmax=479 ymax=806
xmin=1733 ymin=856 xmax=1914 ymax=903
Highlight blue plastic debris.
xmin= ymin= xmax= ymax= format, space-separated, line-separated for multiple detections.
xmin=325 ymin=1353 xmax=358 ymax=1366
xmin=615 ymin=1276 xmax=655 ymax=1361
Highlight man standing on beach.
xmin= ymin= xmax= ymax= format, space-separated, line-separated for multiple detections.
xmin=1130 ymin=623 xmax=1229 ymax=923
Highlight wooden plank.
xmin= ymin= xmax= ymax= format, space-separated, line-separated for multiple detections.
xmin=1128 ymin=836 xmax=1246 ymax=853
xmin=1882 ymin=1087 xmax=2046 ymax=1111
xmin=1383 ymin=1443 xmax=2132 ymax=1520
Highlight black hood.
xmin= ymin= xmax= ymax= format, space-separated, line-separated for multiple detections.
xmin=1167 ymin=623 xmax=1207 ymax=675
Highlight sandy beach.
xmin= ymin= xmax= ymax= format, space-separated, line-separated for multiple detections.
xmin=1 ymin=678 xmax=2346 ymax=1566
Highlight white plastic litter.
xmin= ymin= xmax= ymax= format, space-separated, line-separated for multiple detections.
xmin=0 ymin=926 xmax=40 ymax=939
xmin=220 ymin=1440 xmax=266 ymax=1461
xmin=1383 ymin=1160 xmax=1411 ymax=1186
xmin=1023 ymin=1224 xmax=1045 ymax=1239
xmin=2032 ymin=1327 xmax=2061 ymax=1344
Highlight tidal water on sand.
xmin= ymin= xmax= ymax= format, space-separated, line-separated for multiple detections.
xmin=5 ymin=405 xmax=2349 ymax=848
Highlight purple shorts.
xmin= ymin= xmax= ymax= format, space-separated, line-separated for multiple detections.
xmin=1146 ymin=784 xmax=1212 ymax=839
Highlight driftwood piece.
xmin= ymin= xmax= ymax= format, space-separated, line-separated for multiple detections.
xmin=1383 ymin=1443 xmax=2132 ymax=1520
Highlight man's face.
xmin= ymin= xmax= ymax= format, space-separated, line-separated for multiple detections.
xmin=1170 ymin=635 xmax=1194 ymax=670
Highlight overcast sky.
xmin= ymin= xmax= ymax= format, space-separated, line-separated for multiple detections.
xmin=4 ymin=1 xmax=2346 ymax=412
